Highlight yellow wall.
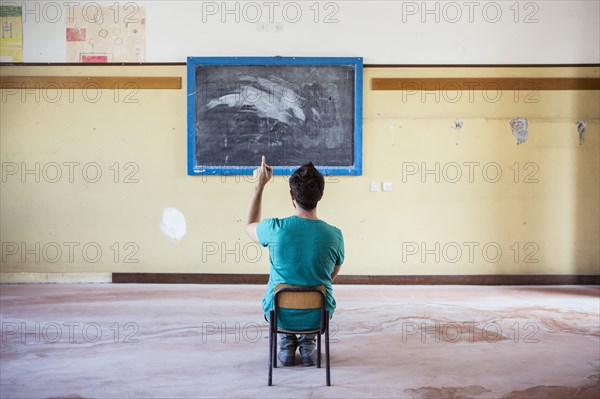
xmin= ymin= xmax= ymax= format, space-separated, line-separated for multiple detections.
xmin=1 ymin=66 xmax=598 ymax=281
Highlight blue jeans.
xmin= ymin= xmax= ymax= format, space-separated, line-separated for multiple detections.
xmin=279 ymin=333 xmax=316 ymax=357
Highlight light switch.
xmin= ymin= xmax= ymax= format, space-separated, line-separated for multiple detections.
xmin=383 ymin=182 xmax=393 ymax=192
xmin=370 ymin=182 xmax=380 ymax=192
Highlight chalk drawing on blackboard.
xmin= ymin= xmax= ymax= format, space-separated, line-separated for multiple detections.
xmin=187 ymin=57 xmax=363 ymax=175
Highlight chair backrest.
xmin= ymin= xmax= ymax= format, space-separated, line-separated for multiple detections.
xmin=274 ymin=284 xmax=326 ymax=309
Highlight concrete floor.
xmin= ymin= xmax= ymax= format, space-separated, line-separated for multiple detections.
xmin=0 ymin=284 xmax=598 ymax=399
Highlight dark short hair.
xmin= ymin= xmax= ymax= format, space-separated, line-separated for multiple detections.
xmin=289 ymin=162 xmax=325 ymax=211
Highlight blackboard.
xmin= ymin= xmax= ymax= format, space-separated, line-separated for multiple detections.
xmin=187 ymin=57 xmax=363 ymax=175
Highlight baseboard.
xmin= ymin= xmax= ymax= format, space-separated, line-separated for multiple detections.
xmin=111 ymin=273 xmax=600 ymax=285
xmin=2 ymin=272 xmax=596 ymax=285
xmin=0 ymin=272 xmax=112 ymax=283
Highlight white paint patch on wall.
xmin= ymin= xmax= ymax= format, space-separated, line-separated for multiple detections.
xmin=160 ymin=208 xmax=187 ymax=242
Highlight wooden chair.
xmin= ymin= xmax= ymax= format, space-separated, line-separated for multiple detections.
xmin=268 ymin=284 xmax=331 ymax=386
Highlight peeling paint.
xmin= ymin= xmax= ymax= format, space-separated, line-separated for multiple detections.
xmin=453 ymin=119 xmax=464 ymax=131
xmin=160 ymin=207 xmax=186 ymax=242
xmin=510 ymin=118 xmax=529 ymax=145
xmin=576 ymin=120 xmax=586 ymax=145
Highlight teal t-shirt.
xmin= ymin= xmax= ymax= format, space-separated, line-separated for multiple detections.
xmin=257 ymin=216 xmax=344 ymax=331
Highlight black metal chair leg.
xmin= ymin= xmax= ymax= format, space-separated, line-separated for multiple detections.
xmin=325 ymin=315 xmax=330 ymax=386
xmin=268 ymin=313 xmax=273 ymax=386
xmin=272 ymin=331 xmax=277 ymax=368
xmin=317 ymin=332 xmax=322 ymax=368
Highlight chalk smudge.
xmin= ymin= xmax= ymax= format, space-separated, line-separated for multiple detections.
xmin=206 ymin=78 xmax=306 ymax=126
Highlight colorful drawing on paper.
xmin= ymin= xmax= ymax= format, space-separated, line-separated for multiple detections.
xmin=66 ymin=5 xmax=145 ymax=63
xmin=0 ymin=5 xmax=23 ymax=63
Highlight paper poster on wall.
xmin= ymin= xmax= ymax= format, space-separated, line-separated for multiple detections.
xmin=66 ymin=4 xmax=145 ymax=63
xmin=0 ymin=5 xmax=23 ymax=63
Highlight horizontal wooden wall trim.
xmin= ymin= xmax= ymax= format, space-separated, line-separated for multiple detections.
xmin=0 ymin=76 xmax=182 ymax=89
xmin=112 ymin=273 xmax=600 ymax=285
xmin=3 ymin=76 xmax=596 ymax=91
xmin=372 ymin=77 xmax=600 ymax=91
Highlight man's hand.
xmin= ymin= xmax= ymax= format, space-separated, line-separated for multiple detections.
xmin=246 ymin=156 xmax=272 ymax=243
xmin=252 ymin=156 xmax=273 ymax=190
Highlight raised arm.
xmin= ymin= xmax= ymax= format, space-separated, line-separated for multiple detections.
xmin=245 ymin=156 xmax=273 ymax=243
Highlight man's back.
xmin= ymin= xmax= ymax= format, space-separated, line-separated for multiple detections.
xmin=257 ymin=216 xmax=344 ymax=329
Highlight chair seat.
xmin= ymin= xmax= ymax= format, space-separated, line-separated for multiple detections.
xmin=276 ymin=327 xmax=321 ymax=334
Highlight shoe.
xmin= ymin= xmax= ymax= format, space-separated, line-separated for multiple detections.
xmin=301 ymin=355 xmax=316 ymax=367
xmin=299 ymin=346 xmax=317 ymax=367
xmin=277 ymin=350 xmax=295 ymax=366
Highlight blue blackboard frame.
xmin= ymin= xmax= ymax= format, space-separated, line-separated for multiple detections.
xmin=187 ymin=56 xmax=363 ymax=176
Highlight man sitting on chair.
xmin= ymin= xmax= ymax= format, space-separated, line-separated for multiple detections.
xmin=246 ymin=156 xmax=344 ymax=366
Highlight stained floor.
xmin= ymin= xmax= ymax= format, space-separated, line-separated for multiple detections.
xmin=1 ymin=284 xmax=598 ymax=398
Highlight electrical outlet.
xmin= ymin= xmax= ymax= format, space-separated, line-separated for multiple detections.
xmin=370 ymin=182 xmax=380 ymax=192
xmin=383 ymin=182 xmax=393 ymax=192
